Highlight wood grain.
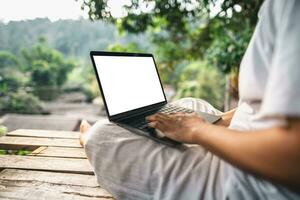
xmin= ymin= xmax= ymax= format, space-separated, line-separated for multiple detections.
xmin=7 ymin=129 xmax=80 ymax=139
xmin=0 ymin=180 xmax=113 ymax=200
xmin=32 ymin=147 xmax=87 ymax=158
xmin=0 ymin=169 xmax=98 ymax=187
xmin=0 ymin=136 xmax=81 ymax=150
xmin=0 ymin=129 xmax=115 ymax=199
xmin=0 ymin=155 xmax=93 ymax=174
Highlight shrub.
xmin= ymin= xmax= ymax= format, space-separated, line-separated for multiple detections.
xmin=0 ymin=92 xmax=48 ymax=114
xmin=174 ymin=61 xmax=225 ymax=110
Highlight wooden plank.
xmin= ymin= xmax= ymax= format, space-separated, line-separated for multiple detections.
xmin=2 ymin=114 xmax=80 ymax=132
xmin=7 ymin=129 xmax=80 ymax=139
xmin=31 ymin=147 xmax=87 ymax=158
xmin=0 ymin=136 xmax=81 ymax=150
xmin=0 ymin=169 xmax=113 ymax=199
xmin=0 ymin=181 xmax=114 ymax=200
xmin=0 ymin=169 xmax=98 ymax=187
xmin=30 ymin=146 xmax=48 ymax=156
xmin=0 ymin=155 xmax=93 ymax=174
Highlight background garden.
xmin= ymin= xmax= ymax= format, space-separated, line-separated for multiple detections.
xmin=0 ymin=0 xmax=263 ymax=136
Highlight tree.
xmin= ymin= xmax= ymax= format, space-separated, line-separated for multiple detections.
xmin=0 ymin=51 xmax=19 ymax=67
xmin=80 ymin=0 xmax=263 ymax=109
xmin=0 ymin=51 xmax=22 ymax=96
xmin=80 ymin=0 xmax=262 ymax=68
xmin=21 ymin=38 xmax=76 ymax=100
xmin=0 ymin=50 xmax=47 ymax=115
xmin=174 ymin=61 xmax=225 ymax=109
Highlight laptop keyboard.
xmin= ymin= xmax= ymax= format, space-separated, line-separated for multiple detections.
xmin=126 ymin=104 xmax=194 ymax=130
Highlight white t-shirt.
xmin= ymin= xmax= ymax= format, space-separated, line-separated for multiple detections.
xmin=231 ymin=0 xmax=300 ymax=131
xmin=225 ymin=0 xmax=300 ymax=199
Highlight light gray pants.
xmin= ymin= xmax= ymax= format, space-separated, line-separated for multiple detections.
xmin=84 ymin=98 xmax=228 ymax=200
xmin=85 ymin=98 xmax=300 ymax=200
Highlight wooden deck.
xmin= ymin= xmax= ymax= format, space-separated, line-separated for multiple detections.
xmin=0 ymin=129 xmax=114 ymax=199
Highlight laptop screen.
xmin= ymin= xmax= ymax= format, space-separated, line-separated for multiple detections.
xmin=92 ymin=55 xmax=166 ymax=116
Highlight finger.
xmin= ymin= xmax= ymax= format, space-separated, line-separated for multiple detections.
xmin=156 ymin=113 xmax=172 ymax=120
xmin=146 ymin=114 xmax=159 ymax=122
xmin=152 ymin=121 xmax=168 ymax=132
xmin=169 ymin=112 xmax=186 ymax=117
xmin=148 ymin=121 xmax=167 ymax=131
xmin=147 ymin=121 xmax=158 ymax=128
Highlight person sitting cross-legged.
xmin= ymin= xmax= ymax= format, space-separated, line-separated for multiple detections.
xmin=79 ymin=1 xmax=300 ymax=199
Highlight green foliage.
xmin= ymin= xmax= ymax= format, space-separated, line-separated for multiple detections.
xmin=174 ymin=61 xmax=225 ymax=109
xmin=0 ymin=67 xmax=25 ymax=95
xmin=0 ymin=51 xmax=19 ymax=68
xmin=0 ymin=51 xmax=25 ymax=95
xmin=107 ymin=43 xmax=142 ymax=53
xmin=0 ymin=149 xmax=32 ymax=156
xmin=22 ymin=39 xmax=76 ymax=100
xmin=0 ymin=125 xmax=7 ymax=137
xmin=67 ymin=58 xmax=100 ymax=102
xmin=81 ymin=0 xmax=263 ymax=73
xmin=0 ymin=149 xmax=5 ymax=155
xmin=205 ymin=18 xmax=253 ymax=73
xmin=0 ymin=92 xmax=47 ymax=114
xmin=80 ymin=0 xmax=263 ymax=106
xmin=0 ymin=19 xmax=149 ymax=59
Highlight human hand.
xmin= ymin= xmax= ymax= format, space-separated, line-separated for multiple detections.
xmin=146 ymin=112 xmax=206 ymax=144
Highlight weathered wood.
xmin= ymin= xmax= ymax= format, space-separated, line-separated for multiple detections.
xmin=0 ymin=155 xmax=93 ymax=174
xmin=32 ymin=146 xmax=87 ymax=158
xmin=0 ymin=169 xmax=113 ymax=199
xmin=0 ymin=128 xmax=116 ymax=200
xmin=7 ymin=129 xmax=80 ymax=139
xmin=0 ymin=136 xmax=81 ymax=150
xmin=0 ymin=169 xmax=98 ymax=187
xmin=1 ymin=114 xmax=81 ymax=132
xmin=30 ymin=146 xmax=48 ymax=155
xmin=0 ymin=183 xmax=114 ymax=200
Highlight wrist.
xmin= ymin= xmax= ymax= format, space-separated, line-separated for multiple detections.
xmin=191 ymin=122 xmax=211 ymax=144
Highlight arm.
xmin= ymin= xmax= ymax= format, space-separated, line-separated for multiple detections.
xmin=147 ymin=113 xmax=300 ymax=190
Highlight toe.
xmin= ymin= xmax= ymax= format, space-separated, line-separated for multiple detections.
xmin=80 ymin=120 xmax=91 ymax=133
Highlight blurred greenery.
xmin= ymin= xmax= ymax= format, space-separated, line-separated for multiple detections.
xmin=80 ymin=0 xmax=262 ymax=72
xmin=22 ymin=38 xmax=76 ymax=100
xmin=80 ymin=0 xmax=263 ymax=109
xmin=0 ymin=0 xmax=264 ymax=113
xmin=0 ymin=92 xmax=47 ymax=114
xmin=0 ymin=38 xmax=76 ymax=114
xmin=0 ymin=149 xmax=31 ymax=156
xmin=0 ymin=18 xmax=149 ymax=59
xmin=0 ymin=125 xmax=7 ymax=137
xmin=174 ymin=61 xmax=225 ymax=108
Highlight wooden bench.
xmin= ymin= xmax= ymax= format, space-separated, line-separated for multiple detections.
xmin=0 ymin=129 xmax=114 ymax=199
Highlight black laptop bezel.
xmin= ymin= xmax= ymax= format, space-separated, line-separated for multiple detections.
xmin=90 ymin=51 xmax=168 ymax=122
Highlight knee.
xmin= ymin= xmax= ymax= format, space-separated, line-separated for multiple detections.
xmin=172 ymin=97 xmax=196 ymax=106
xmin=84 ymin=119 xmax=112 ymax=147
xmin=172 ymin=97 xmax=219 ymax=114
xmin=176 ymin=97 xmax=198 ymax=103
xmin=172 ymin=97 xmax=199 ymax=110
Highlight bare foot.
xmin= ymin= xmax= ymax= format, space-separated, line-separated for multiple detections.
xmin=79 ymin=120 xmax=91 ymax=147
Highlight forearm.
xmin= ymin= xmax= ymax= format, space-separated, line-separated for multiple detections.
xmin=194 ymin=123 xmax=300 ymax=189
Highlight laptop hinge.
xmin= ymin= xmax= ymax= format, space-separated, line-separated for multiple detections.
xmin=113 ymin=102 xmax=167 ymax=122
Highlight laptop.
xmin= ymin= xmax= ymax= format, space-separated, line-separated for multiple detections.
xmin=90 ymin=51 xmax=221 ymax=147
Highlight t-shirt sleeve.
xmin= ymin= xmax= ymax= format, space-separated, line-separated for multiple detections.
xmin=260 ymin=0 xmax=300 ymax=118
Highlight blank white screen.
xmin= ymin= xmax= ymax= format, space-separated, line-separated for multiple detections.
xmin=93 ymin=55 xmax=166 ymax=116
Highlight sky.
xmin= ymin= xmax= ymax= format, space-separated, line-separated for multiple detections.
xmin=0 ymin=0 xmax=128 ymax=23
xmin=0 ymin=0 xmax=224 ymax=23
